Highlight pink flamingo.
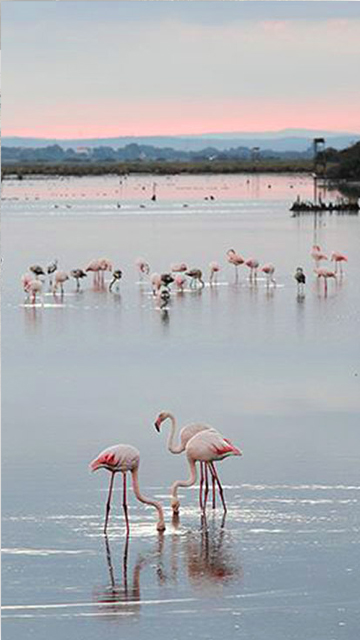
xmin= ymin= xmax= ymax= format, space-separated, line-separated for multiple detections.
xmin=226 ymin=249 xmax=244 ymax=279
xmin=99 ymin=259 xmax=113 ymax=285
xmin=150 ymin=273 xmax=162 ymax=294
xmin=331 ymin=252 xmax=348 ymax=274
xmin=90 ymin=444 xmax=165 ymax=534
xmin=209 ymin=261 xmax=221 ymax=284
xmin=311 ymin=245 xmax=328 ymax=265
xmin=22 ymin=275 xmax=42 ymax=304
xmin=170 ymin=428 xmax=242 ymax=515
xmin=86 ymin=259 xmax=102 ymax=285
xmin=261 ymin=263 xmax=276 ymax=286
xmin=154 ymin=411 xmax=220 ymax=510
xmin=53 ymin=271 xmax=69 ymax=294
xmin=171 ymin=262 xmax=188 ymax=273
xmin=245 ymin=258 xmax=260 ymax=281
xmin=174 ymin=273 xmax=187 ymax=291
xmin=314 ymin=267 xmax=336 ymax=294
xmin=135 ymin=257 xmax=150 ymax=279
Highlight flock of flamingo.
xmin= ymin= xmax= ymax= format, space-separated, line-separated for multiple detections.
xmin=21 ymin=245 xmax=347 ymax=305
xmin=90 ymin=411 xmax=242 ymax=535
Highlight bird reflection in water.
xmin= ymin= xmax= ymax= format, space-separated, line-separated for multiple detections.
xmin=23 ymin=305 xmax=43 ymax=333
xmin=93 ymin=533 xmax=165 ymax=621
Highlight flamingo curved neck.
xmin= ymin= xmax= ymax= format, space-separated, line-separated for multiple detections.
xmin=166 ymin=414 xmax=184 ymax=454
xmin=171 ymin=457 xmax=197 ymax=501
xmin=131 ymin=468 xmax=165 ymax=529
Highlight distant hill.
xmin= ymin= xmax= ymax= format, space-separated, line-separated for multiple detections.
xmin=3 ymin=129 xmax=359 ymax=153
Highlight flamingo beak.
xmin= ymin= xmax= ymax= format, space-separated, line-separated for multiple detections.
xmin=154 ymin=418 xmax=161 ymax=432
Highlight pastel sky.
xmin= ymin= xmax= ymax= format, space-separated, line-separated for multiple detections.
xmin=2 ymin=1 xmax=360 ymax=138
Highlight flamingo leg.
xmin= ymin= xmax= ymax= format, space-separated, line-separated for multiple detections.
xmin=199 ymin=462 xmax=204 ymax=510
xmin=209 ymin=463 xmax=216 ymax=509
xmin=122 ymin=472 xmax=130 ymax=536
xmin=209 ymin=462 xmax=227 ymax=514
xmin=204 ymin=464 xmax=209 ymax=510
xmin=104 ymin=472 xmax=115 ymax=534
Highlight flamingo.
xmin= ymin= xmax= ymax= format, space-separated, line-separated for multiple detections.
xmin=86 ymin=259 xmax=102 ymax=284
xmin=151 ymin=273 xmax=162 ymax=294
xmin=47 ymin=259 xmax=58 ymax=286
xmin=23 ymin=276 xmax=42 ymax=304
xmin=331 ymin=252 xmax=348 ymax=274
xmin=314 ymin=267 xmax=336 ymax=294
xmin=99 ymin=259 xmax=113 ymax=285
xmin=261 ymin=263 xmax=276 ymax=286
xmin=109 ymin=269 xmax=123 ymax=292
xmin=186 ymin=269 xmax=204 ymax=289
xmin=171 ymin=262 xmax=188 ymax=273
xmin=170 ymin=428 xmax=242 ymax=515
xmin=53 ymin=271 xmax=69 ymax=294
xmin=29 ymin=264 xmax=45 ymax=279
xmin=154 ymin=412 xmax=221 ymax=510
xmin=311 ymin=245 xmax=327 ymax=265
xmin=294 ymin=267 xmax=306 ymax=293
xmin=90 ymin=444 xmax=165 ymax=534
xmin=71 ymin=269 xmax=87 ymax=291
xmin=135 ymin=258 xmax=150 ymax=279
xmin=174 ymin=273 xmax=187 ymax=291
xmin=245 ymin=258 xmax=260 ymax=281
xmin=226 ymin=249 xmax=244 ymax=279
xmin=160 ymin=273 xmax=174 ymax=288
xmin=156 ymin=286 xmax=171 ymax=309
xmin=209 ymin=261 xmax=221 ymax=284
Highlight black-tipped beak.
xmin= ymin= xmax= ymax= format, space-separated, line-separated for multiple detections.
xmin=154 ymin=422 xmax=160 ymax=433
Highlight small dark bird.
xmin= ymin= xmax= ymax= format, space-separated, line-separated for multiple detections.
xmin=186 ymin=269 xmax=205 ymax=289
xmin=29 ymin=264 xmax=45 ymax=278
xmin=109 ymin=269 xmax=123 ymax=292
xmin=71 ymin=269 xmax=87 ymax=290
xmin=161 ymin=273 xmax=174 ymax=287
xmin=158 ymin=286 xmax=171 ymax=309
xmin=294 ymin=267 xmax=306 ymax=293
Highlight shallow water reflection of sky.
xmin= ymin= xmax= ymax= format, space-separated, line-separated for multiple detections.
xmin=2 ymin=174 xmax=360 ymax=640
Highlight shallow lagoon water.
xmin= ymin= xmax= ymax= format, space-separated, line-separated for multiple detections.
xmin=2 ymin=174 xmax=360 ymax=639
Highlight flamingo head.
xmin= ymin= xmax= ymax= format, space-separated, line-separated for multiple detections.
xmin=154 ymin=411 xmax=169 ymax=432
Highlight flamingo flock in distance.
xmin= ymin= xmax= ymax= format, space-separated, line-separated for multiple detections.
xmin=90 ymin=411 xmax=242 ymax=535
xmin=21 ymin=244 xmax=348 ymax=305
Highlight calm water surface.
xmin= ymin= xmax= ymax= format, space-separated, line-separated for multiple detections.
xmin=2 ymin=174 xmax=360 ymax=639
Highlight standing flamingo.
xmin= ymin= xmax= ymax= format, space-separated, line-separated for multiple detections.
xmin=171 ymin=263 xmax=188 ymax=273
xmin=151 ymin=273 xmax=162 ymax=294
xmin=53 ymin=271 xmax=69 ymax=294
xmin=245 ymin=258 xmax=260 ymax=281
xmin=109 ymin=269 xmax=123 ymax=292
xmin=90 ymin=444 xmax=165 ymax=534
xmin=71 ymin=269 xmax=87 ymax=291
xmin=86 ymin=259 xmax=102 ymax=285
xmin=135 ymin=258 xmax=150 ymax=280
xmin=261 ymin=263 xmax=276 ymax=286
xmin=331 ymin=252 xmax=348 ymax=274
xmin=186 ymin=269 xmax=204 ymax=289
xmin=170 ymin=429 xmax=242 ymax=515
xmin=209 ymin=262 xmax=221 ymax=284
xmin=47 ymin=260 xmax=58 ymax=286
xmin=226 ymin=249 xmax=244 ymax=279
xmin=174 ymin=273 xmax=187 ymax=292
xmin=22 ymin=276 xmax=42 ymax=304
xmin=294 ymin=267 xmax=306 ymax=293
xmin=29 ymin=264 xmax=45 ymax=279
xmin=99 ymin=259 xmax=113 ymax=285
xmin=154 ymin=411 xmax=220 ymax=510
xmin=311 ymin=245 xmax=328 ymax=265
xmin=314 ymin=267 xmax=336 ymax=294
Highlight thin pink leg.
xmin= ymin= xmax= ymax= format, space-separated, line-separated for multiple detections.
xmin=209 ymin=462 xmax=227 ymax=514
xmin=104 ymin=472 xmax=115 ymax=534
xmin=199 ymin=462 xmax=204 ymax=510
xmin=204 ymin=464 xmax=209 ymax=510
xmin=122 ymin=472 xmax=130 ymax=536
xmin=209 ymin=463 xmax=216 ymax=509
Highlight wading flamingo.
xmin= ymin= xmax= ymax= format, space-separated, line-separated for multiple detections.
xmin=47 ymin=260 xmax=58 ymax=286
xmin=245 ymin=258 xmax=260 ymax=281
xmin=170 ymin=429 xmax=242 ymax=515
xmin=174 ymin=273 xmax=187 ymax=291
xmin=90 ymin=444 xmax=165 ymax=534
xmin=99 ymin=259 xmax=113 ymax=285
xmin=331 ymin=252 xmax=348 ymax=274
xmin=294 ymin=267 xmax=306 ymax=293
xmin=86 ymin=259 xmax=102 ymax=284
xmin=311 ymin=245 xmax=328 ymax=265
xmin=23 ymin=276 xmax=42 ymax=304
xmin=150 ymin=273 xmax=162 ymax=294
xmin=109 ymin=269 xmax=122 ymax=292
xmin=71 ymin=269 xmax=87 ymax=291
xmin=53 ymin=271 xmax=69 ymax=294
xmin=171 ymin=263 xmax=188 ymax=273
xmin=314 ymin=267 xmax=336 ymax=294
xmin=226 ymin=249 xmax=244 ymax=279
xmin=156 ymin=286 xmax=171 ymax=309
xmin=209 ymin=262 xmax=221 ymax=284
xmin=154 ymin=411 xmax=220 ymax=510
xmin=135 ymin=258 xmax=150 ymax=279
xmin=186 ymin=269 xmax=204 ymax=289
xmin=261 ymin=263 xmax=276 ymax=286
